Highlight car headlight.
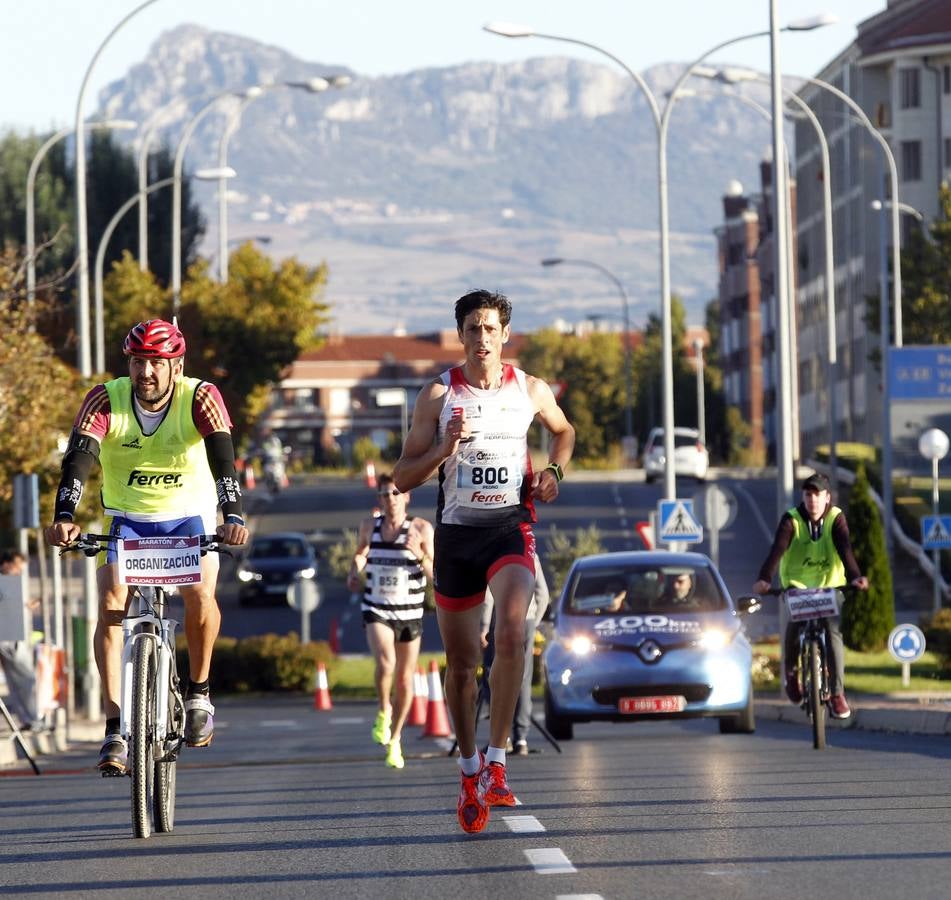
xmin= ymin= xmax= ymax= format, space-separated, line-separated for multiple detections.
xmin=237 ymin=568 xmax=262 ymax=583
xmin=697 ymin=629 xmax=732 ymax=651
xmin=568 ymin=635 xmax=594 ymax=656
xmin=299 ymin=567 xmax=316 ymax=579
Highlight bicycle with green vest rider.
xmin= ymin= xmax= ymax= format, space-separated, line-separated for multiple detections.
xmin=753 ymin=471 xmax=868 ymax=721
xmin=44 ymin=319 xmax=249 ymax=776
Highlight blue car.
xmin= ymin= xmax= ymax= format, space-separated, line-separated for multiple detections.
xmin=543 ymin=551 xmax=760 ymax=739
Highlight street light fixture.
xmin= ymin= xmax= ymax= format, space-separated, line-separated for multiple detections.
xmin=485 ymin=14 xmax=835 ymax=509
xmin=918 ymin=428 xmax=949 ymax=614
xmin=94 ymin=167 xmax=236 ymax=373
xmin=541 ymin=257 xmax=634 ymax=454
xmin=74 ymin=0 xmax=160 ymax=378
xmin=26 ymin=119 xmax=137 ymax=309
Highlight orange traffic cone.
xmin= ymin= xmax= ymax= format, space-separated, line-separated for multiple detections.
xmin=313 ymin=661 xmax=333 ymax=711
xmin=423 ymin=660 xmax=451 ymax=737
xmin=244 ymin=462 xmax=256 ymax=491
xmin=365 ymin=460 xmax=377 ymax=489
xmin=408 ymin=664 xmax=428 ymax=726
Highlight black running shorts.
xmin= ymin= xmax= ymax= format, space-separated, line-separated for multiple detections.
xmin=362 ymin=611 xmax=423 ymax=643
xmin=433 ymin=521 xmax=536 ymax=611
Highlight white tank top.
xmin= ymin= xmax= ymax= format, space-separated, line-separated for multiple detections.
xmin=436 ymin=364 xmax=536 ymax=527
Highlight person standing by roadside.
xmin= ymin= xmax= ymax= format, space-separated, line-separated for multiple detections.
xmin=347 ymin=473 xmax=434 ymax=769
xmin=0 ymin=550 xmax=37 ymax=729
xmin=394 ymin=289 xmax=574 ymax=833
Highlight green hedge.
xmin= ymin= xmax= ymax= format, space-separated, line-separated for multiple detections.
xmin=176 ymin=632 xmax=336 ymax=692
xmin=923 ymin=609 xmax=951 ymax=670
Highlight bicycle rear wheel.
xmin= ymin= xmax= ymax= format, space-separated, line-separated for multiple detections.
xmin=131 ymin=634 xmax=157 ymax=838
xmin=154 ymin=644 xmax=181 ymax=833
xmin=808 ymin=639 xmax=826 ymax=750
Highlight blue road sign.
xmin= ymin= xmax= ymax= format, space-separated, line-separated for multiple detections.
xmin=657 ymin=499 xmax=703 ymax=544
xmin=889 ymin=346 xmax=951 ymax=399
xmin=921 ymin=515 xmax=951 ymax=550
xmin=888 ymin=624 xmax=926 ymax=664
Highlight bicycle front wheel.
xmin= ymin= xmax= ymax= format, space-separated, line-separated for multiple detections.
xmin=808 ymin=639 xmax=826 ymax=750
xmin=154 ymin=645 xmax=181 ymax=833
xmin=131 ymin=635 xmax=157 ymax=838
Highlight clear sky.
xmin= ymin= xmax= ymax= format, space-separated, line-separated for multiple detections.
xmin=3 ymin=0 xmax=886 ymax=134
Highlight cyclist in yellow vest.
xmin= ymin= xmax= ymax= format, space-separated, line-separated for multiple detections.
xmin=753 ymin=471 xmax=868 ymax=719
xmin=44 ymin=320 xmax=249 ymax=774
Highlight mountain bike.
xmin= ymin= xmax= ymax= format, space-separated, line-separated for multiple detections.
xmin=770 ymin=587 xmax=841 ymax=750
xmin=64 ymin=533 xmax=223 ymax=838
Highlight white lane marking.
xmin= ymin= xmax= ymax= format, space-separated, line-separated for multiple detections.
xmin=260 ymin=720 xmax=301 ymax=728
xmin=524 ymin=848 xmax=577 ymax=874
xmin=732 ymin=480 xmax=773 ymax=541
xmin=556 ymin=896 xmax=604 ymax=900
xmin=328 ymin=717 xmax=366 ymax=725
xmin=503 ymin=815 xmax=545 ymax=833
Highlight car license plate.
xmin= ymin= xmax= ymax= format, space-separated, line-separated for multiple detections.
xmin=618 ymin=696 xmax=686 ymax=714
xmin=266 ymin=585 xmax=288 ymax=594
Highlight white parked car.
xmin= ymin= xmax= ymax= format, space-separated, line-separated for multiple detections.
xmin=642 ymin=426 xmax=709 ymax=482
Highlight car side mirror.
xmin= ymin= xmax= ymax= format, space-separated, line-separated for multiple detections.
xmin=736 ymin=595 xmax=761 ymax=616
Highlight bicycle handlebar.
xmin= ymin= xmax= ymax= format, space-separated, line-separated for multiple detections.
xmin=61 ymin=533 xmax=228 ymax=558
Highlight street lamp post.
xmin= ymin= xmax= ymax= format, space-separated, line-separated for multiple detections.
xmin=919 ymin=428 xmax=949 ymax=615
xmin=485 ymin=14 xmax=834 ymax=507
xmin=26 ymin=119 xmax=137 ymax=309
xmin=541 ymin=257 xmax=634 ymax=453
xmin=74 ymin=0 xmax=160 ymax=378
xmin=95 ymin=167 xmax=236 ymax=372
xmin=693 ymin=338 xmax=705 ymax=445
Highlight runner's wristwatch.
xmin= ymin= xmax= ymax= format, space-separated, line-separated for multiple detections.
xmin=544 ymin=462 xmax=564 ymax=482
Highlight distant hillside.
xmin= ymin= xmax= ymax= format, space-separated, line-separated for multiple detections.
xmin=98 ymin=24 xmax=775 ymax=333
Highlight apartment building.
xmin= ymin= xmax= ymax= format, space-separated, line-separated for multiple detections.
xmin=793 ymin=0 xmax=951 ymax=458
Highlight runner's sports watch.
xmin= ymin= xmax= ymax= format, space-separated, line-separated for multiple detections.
xmin=544 ymin=462 xmax=564 ymax=482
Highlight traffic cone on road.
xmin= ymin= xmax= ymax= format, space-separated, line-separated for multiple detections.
xmin=365 ymin=460 xmax=377 ymax=489
xmin=313 ymin=661 xmax=333 ymax=711
xmin=408 ymin=664 xmax=428 ymax=726
xmin=244 ymin=462 xmax=256 ymax=491
xmin=423 ymin=660 xmax=451 ymax=737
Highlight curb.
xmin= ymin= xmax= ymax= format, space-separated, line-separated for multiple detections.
xmin=755 ymin=694 xmax=951 ymax=736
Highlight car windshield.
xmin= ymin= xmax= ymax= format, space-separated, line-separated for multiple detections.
xmin=565 ymin=564 xmax=727 ymax=615
xmin=249 ymin=538 xmax=308 ymax=559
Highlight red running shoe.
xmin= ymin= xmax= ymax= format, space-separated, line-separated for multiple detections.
xmin=479 ymin=761 xmax=516 ymax=807
xmin=458 ymin=762 xmax=489 ymax=833
xmin=829 ymin=693 xmax=852 ymax=719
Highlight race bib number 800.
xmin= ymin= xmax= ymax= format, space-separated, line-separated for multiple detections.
xmin=457 ymin=456 xmax=521 ymax=508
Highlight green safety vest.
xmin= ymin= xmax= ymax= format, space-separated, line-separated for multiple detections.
xmin=779 ymin=505 xmax=846 ymax=589
xmin=99 ymin=376 xmax=216 ymax=515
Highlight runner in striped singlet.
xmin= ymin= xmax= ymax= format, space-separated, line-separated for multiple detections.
xmin=347 ymin=473 xmax=434 ymax=768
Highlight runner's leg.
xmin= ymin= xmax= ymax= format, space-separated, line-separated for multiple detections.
xmin=365 ymin=620 xmax=397 ymax=717
xmin=487 ymin=564 xmax=534 ymax=752
xmin=436 ymin=604 xmax=484 ymax=758
xmin=390 ymin=633 xmax=421 ymax=742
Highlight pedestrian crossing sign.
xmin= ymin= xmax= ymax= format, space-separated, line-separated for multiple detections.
xmin=657 ymin=499 xmax=703 ymax=544
xmin=921 ymin=515 xmax=951 ymax=550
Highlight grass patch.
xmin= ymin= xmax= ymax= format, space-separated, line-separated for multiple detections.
xmin=753 ymin=642 xmax=951 ymax=695
xmin=327 ymin=651 xmax=446 ymax=699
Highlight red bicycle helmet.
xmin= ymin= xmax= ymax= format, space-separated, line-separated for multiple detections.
xmin=122 ymin=319 xmax=186 ymax=359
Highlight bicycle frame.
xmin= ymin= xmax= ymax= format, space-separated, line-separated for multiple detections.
xmin=118 ymin=588 xmax=182 ymax=755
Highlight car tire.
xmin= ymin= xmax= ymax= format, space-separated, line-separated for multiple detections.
xmin=719 ymin=690 xmax=755 ymax=734
xmin=544 ymin=684 xmax=574 ymax=741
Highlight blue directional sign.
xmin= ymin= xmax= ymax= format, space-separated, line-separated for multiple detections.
xmin=921 ymin=515 xmax=951 ymax=550
xmin=888 ymin=624 xmax=926 ymax=664
xmin=889 ymin=346 xmax=951 ymax=399
xmin=657 ymin=499 xmax=703 ymax=544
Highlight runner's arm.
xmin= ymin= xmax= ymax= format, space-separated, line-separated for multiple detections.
xmin=347 ymin=518 xmax=374 ymax=591
xmin=527 ymin=376 xmax=575 ymax=502
xmin=392 ymin=381 xmax=458 ymax=492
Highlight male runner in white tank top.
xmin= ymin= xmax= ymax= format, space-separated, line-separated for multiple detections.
xmin=394 ymin=290 xmax=574 ymax=834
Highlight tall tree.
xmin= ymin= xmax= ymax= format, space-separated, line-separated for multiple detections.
xmin=103 ymin=242 xmax=331 ymax=443
xmin=867 ymin=183 xmax=951 ymax=346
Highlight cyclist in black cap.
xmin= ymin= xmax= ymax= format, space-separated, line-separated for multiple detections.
xmin=753 ymin=471 xmax=868 ymax=719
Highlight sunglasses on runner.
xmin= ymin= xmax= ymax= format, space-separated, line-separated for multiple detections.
xmin=377 ymin=489 xmax=401 ymax=497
